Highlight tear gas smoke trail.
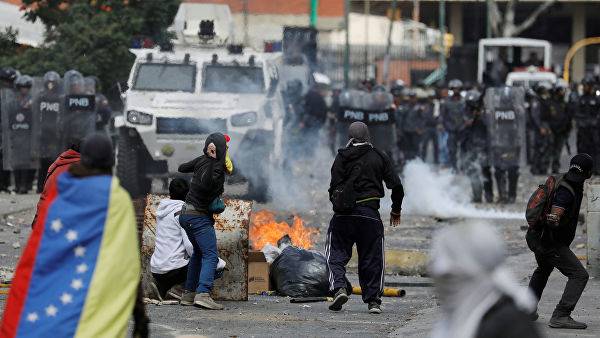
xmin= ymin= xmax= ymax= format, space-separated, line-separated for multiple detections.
xmin=400 ymin=160 xmax=523 ymax=219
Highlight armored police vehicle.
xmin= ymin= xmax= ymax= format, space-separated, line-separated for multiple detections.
xmin=116 ymin=6 xmax=285 ymax=197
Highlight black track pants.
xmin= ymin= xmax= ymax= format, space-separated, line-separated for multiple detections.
xmin=326 ymin=206 xmax=385 ymax=304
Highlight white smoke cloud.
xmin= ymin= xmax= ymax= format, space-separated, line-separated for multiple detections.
xmin=399 ymin=160 xmax=523 ymax=219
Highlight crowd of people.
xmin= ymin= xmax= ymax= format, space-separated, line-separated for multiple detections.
xmin=0 ymin=60 xmax=597 ymax=336
xmin=0 ymin=66 xmax=112 ymax=195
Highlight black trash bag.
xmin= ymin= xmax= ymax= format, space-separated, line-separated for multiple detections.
xmin=270 ymin=246 xmax=329 ymax=297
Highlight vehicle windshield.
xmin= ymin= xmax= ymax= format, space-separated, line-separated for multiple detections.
xmin=202 ymin=64 xmax=265 ymax=94
xmin=133 ymin=63 xmax=196 ymax=92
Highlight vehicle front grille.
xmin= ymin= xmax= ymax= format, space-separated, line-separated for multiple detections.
xmin=156 ymin=117 xmax=227 ymax=135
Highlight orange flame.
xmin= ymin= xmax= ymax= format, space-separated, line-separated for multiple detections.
xmin=250 ymin=210 xmax=319 ymax=250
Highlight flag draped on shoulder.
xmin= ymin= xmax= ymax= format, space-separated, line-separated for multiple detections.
xmin=1 ymin=172 xmax=140 ymax=338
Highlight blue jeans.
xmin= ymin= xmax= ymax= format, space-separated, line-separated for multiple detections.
xmin=179 ymin=214 xmax=218 ymax=293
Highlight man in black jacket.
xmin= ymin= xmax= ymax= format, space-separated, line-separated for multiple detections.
xmin=527 ymin=153 xmax=592 ymax=329
xmin=177 ymin=132 xmax=227 ymax=310
xmin=326 ymin=122 xmax=404 ymax=314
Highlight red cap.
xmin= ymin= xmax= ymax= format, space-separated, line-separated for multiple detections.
xmin=224 ymin=134 xmax=231 ymax=143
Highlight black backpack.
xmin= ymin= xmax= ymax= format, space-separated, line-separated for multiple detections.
xmin=330 ymin=161 xmax=363 ymax=214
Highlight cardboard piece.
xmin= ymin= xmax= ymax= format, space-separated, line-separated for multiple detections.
xmin=248 ymin=251 xmax=270 ymax=294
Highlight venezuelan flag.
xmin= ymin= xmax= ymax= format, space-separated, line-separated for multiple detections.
xmin=0 ymin=172 xmax=140 ymax=338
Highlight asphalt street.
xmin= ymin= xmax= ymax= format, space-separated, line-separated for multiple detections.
xmin=0 ymin=167 xmax=598 ymax=337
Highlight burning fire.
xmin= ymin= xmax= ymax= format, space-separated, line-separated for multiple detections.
xmin=250 ymin=210 xmax=319 ymax=250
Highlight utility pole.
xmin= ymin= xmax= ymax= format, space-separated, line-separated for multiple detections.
xmin=364 ymin=0 xmax=370 ymax=80
xmin=310 ymin=0 xmax=319 ymax=27
xmin=439 ymin=0 xmax=446 ymax=82
xmin=344 ymin=0 xmax=350 ymax=88
xmin=486 ymin=0 xmax=492 ymax=38
xmin=243 ymin=0 xmax=249 ymax=46
xmin=383 ymin=0 xmax=398 ymax=87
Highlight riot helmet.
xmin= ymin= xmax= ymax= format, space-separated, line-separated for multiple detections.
xmin=448 ymin=79 xmax=463 ymax=97
xmin=43 ymin=71 xmax=61 ymax=91
xmin=390 ymin=79 xmax=405 ymax=97
xmin=465 ymin=89 xmax=481 ymax=109
xmin=64 ymin=70 xmax=85 ymax=94
xmin=553 ymin=79 xmax=568 ymax=97
xmin=0 ymin=67 xmax=19 ymax=86
xmin=15 ymin=75 xmax=33 ymax=91
xmin=581 ymin=74 xmax=595 ymax=86
xmin=448 ymin=79 xmax=463 ymax=90
xmin=535 ymin=81 xmax=552 ymax=99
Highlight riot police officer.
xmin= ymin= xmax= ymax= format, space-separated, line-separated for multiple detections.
xmin=391 ymin=82 xmax=407 ymax=167
xmin=12 ymin=75 xmax=36 ymax=194
xmin=0 ymin=67 xmax=19 ymax=192
xmin=485 ymin=86 xmax=526 ymax=204
xmin=461 ymin=90 xmax=492 ymax=203
xmin=420 ymin=89 xmax=438 ymax=164
xmin=440 ymin=79 xmax=467 ymax=170
xmin=96 ymin=93 xmax=112 ymax=132
xmin=401 ymin=90 xmax=422 ymax=161
xmin=574 ymin=75 xmax=600 ymax=174
xmin=35 ymin=71 xmax=63 ymax=192
xmin=531 ymin=82 xmax=553 ymax=175
xmin=548 ymin=80 xmax=572 ymax=174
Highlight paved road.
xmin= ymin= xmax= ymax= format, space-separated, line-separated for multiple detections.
xmin=1 ymin=168 xmax=599 ymax=337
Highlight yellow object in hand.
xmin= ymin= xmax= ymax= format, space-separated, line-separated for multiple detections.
xmin=225 ymin=150 xmax=234 ymax=175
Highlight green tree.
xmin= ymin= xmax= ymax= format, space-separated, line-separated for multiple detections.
xmin=1 ymin=0 xmax=179 ymax=95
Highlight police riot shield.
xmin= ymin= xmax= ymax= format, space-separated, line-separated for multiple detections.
xmin=484 ymin=86 xmax=526 ymax=169
xmin=62 ymin=73 xmax=96 ymax=146
xmin=337 ymin=89 xmax=396 ymax=152
xmin=1 ymin=86 xmax=40 ymax=170
xmin=33 ymin=73 xmax=64 ymax=160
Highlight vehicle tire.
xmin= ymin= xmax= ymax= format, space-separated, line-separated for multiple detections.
xmin=116 ymin=128 xmax=151 ymax=198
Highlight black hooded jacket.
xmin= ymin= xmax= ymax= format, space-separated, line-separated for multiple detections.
xmin=329 ymin=144 xmax=404 ymax=213
xmin=178 ymin=133 xmax=227 ymax=215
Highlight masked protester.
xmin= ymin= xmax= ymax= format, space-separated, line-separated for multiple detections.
xmin=177 ymin=132 xmax=228 ymax=310
xmin=326 ymin=122 xmax=404 ymax=314
xmin=430 ymin=223 xmax=540 ymax=338
xmin=527 ymin=154 xmax=593 ymax=329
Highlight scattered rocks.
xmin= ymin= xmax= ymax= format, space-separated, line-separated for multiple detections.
xmin=12 ymin=242 xmax=20 ymax=249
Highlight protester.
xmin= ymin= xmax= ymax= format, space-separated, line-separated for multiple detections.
xmin=32 ymin=138 xmax=81 ymax=227
xmin=430 ymin=223 xmax=540 ymax=338
xmin=527 ymin=154 xmax=592 ymax=329
xmin=177 ymin=132 xmax=228 ymax=310
xmin=0 ymin=133 xmax=146 ymax=337
xmin=326 ymin=122 xmax=404 ymax=314
xmin=149 ymin=178 xmax=226 ymax=301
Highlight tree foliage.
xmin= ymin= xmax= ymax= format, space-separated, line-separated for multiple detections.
xmin=1 ymin=0 xmax=180 ymax=95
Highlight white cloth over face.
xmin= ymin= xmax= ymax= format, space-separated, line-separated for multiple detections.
xmin=429 ymin=223 xmax=536 ymax=338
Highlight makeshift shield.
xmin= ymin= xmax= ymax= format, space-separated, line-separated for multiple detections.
xmin=62 ymin=74 xmax=96 ymax=145
xmin=337 ymin=89 xmax=396 ymax=151
xmin=33 ymin=75 xmax=64 ymax=159
xmin=1 ymin=87 xmax=40 ymax=170
xmin=484 ymin=86 xmax=526 ymax=168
